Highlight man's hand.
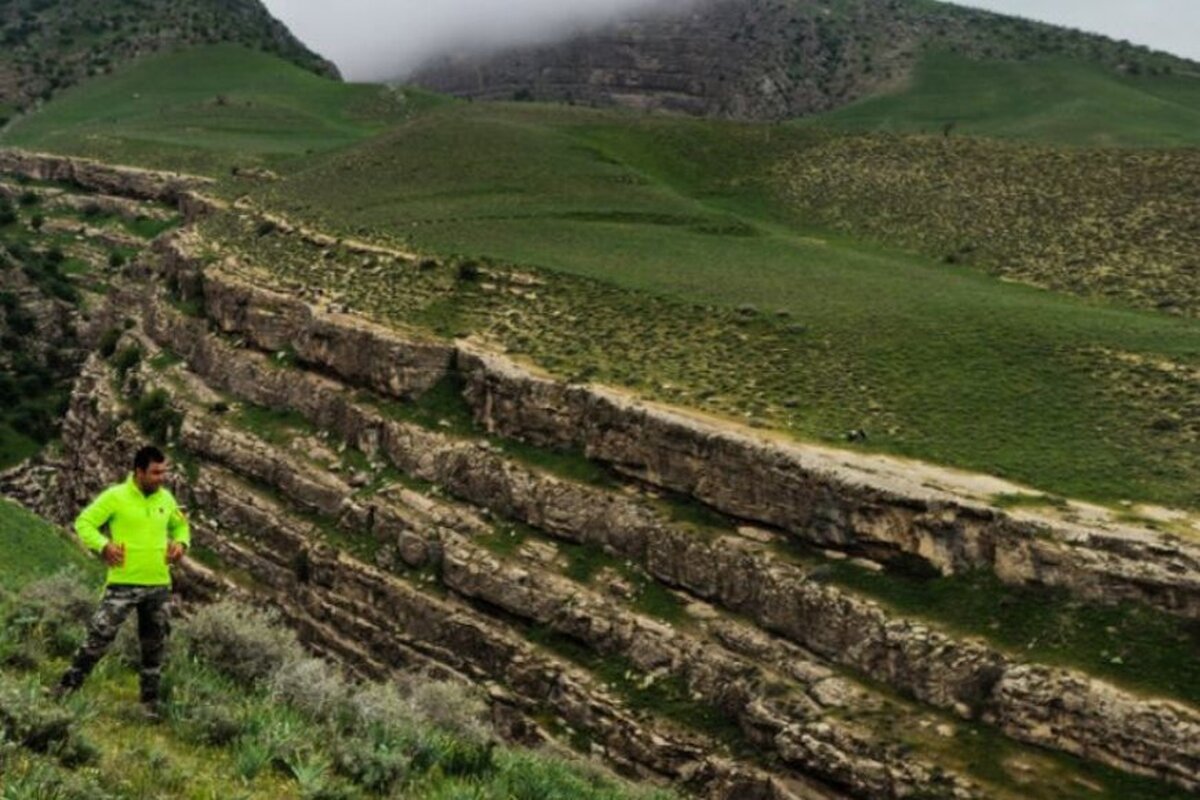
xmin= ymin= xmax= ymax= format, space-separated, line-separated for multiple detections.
xmin=166 ymin=542 xmax=187 ymax=565
xmin=101 ymin=542 xmax=125 ymax=567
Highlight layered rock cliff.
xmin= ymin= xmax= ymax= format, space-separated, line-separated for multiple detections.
xmin=3 ymin=149 xmax=1199 ymax=798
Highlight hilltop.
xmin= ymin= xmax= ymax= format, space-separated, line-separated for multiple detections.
xmin=409 ymin=0 xmax=1200 ymax=123
xmin=0 ymin=0 xmax=337 ymax=119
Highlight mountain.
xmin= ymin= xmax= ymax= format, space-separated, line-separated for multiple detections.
xmin=0 ymin=0 xmax=338 ymax=119
xmin=408 ymin=0 xmax=1199 ymax=121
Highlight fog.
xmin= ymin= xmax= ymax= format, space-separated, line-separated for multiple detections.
xmin=260 ymin=0 xmax=692 ymax=81
xmin=259 ymin=0 xmax=1200 ymax=82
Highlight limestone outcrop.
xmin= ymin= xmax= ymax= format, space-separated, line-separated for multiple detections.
xmin=151 ymin=228 xmax=1200 ymax=623
xmin=125 ymin=276 xmax=1200 ymax=791
xmin=5 ymin=149 xmax=1199 ymax=797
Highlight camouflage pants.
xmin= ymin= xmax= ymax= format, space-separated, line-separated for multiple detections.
xmin=58 ymin=584 xmax=172 ymax=702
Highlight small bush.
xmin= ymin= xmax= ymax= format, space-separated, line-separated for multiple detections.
xmin=330 ymin=736 xmax=409 ymax=793
xmin=269 ymin=657 xmax=350 ymax=722
xmin=5 ymin=570 xmax=96 ymax=659
xmin=456 ymin=260 xmax=481 ymax=282
xmin=110 ymin=343 xmax=142 ymax=382
xmin=131 ymin=388 xmax=183 ymax=443
xmin=235 ymin=735 xmax=272 ymax=780
xmin=0 ymin=673 xmax=75 ymax=753
xmin=347 ymin=680 xmax=418 ymax=735
xmin=178 ymin=600 xmax=305 ymax=685
xmin=406 ymin=679 xmax=491 ymax=743
xmin=97 ymin=327 xmax=121 ymax=358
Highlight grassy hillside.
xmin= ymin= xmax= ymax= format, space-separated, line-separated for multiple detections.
xmin=3 ymin=46 xmax=1198 ymax=514
xmin=1 ymin=45 xmax=433 ymax=174
xmin=0 ymin=0 xmax=337 ymax=113
xmin=215 ymin=102 xmax=1198 ymax=511
xmin=0 ymin=506 xmax=668 ymax=799
xmin=408 ymin=0 xmax=1199 ymax=123
xmin=0 ymin=499 xmax=99 ymax=592
xmin=801 ymin=50 xmax=1200 ymax=147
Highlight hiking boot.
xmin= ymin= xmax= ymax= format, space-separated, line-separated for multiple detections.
xmin=140 ymin=699 xmax=164 ymax=723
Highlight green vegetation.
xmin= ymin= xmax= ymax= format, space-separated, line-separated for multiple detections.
xmin=0 ymin=500 xmax=100 ymax=593
xmin=0 ymin=574 xmax=670 ymax=800
xmin=802 ymin=50 xmax=1200 ymax=148
xmin=810 ymin=558 xmax=1200 ymax=706
xmin=0 ymin=183 xmax=171 ymax=468
xmin=771 ymin=134 xmax=1200 ymax=316
xmin=524 ymin=624 xmax=746 ymax=753
xmin=206 ymin=111 xmax=1200 ymax=511
xmin=0 ymin=0 xmax=336 ymax=112
xmin=2 ymin=44 xmax=440 ymax=174
xmin=6 ymin=44 xmax=1198 ymax=512
xmin=230 ymin=402 xmax=315 ymax=448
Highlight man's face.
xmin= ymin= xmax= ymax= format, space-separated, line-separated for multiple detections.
xmin=135 ymin=459 xmax=170 ymax=494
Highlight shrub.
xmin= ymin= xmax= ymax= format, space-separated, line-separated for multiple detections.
xmin=131 ymin=388 xmax=183 ymax=443
xmin=177 ymin=600 xmax=305 ymax=684
xmin=456 ymin=260 xmax=481 ymax=282
xmin=0 ymin=673 xmax=75 ymax=753
xmin=406 ymin=679 xmax=491 ymax=743
xmin=110 ymin=343 xmax=142 ymax=382
xmin=97 ymin=327 xmax=121 ymax=358
xmin=330 ymin=735 xmax=409 ymax=793
xmin=269 ymin=657 xmax=350 ymax=722
xmin=346 ymin=680 xmax=418 ymax=734
xmin=6 ymin=569 xmax=96 ymax=658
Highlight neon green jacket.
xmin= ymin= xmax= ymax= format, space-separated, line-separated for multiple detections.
xmin=74 ymin=473 xmax=191 ymax=586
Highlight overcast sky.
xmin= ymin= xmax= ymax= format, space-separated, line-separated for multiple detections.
xmin=260 ymin=0 xmax=1200 ymax=81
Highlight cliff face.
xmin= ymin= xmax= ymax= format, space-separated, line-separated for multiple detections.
xmin=3 ymin=150 xmax=1199 ymax=798
xmin=408 ymin=0 xmax=1196 ymax=121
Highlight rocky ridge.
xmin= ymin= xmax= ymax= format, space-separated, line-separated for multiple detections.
xmin=409 ymin=0 xmax=1198 ymax=121
xmin=2 ymin=149 xmax=1199 ymax=797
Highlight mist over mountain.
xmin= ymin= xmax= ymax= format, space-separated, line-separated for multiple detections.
xmin=402 ymin=0 xmax=1199 ymax=121
xmin=262 ymin=0 xmax=686 ymax=81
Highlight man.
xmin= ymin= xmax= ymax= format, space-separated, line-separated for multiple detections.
xmin=54 ymin=445 xmax=190 ymax=717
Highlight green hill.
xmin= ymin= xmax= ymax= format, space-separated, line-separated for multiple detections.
xmin=801 ymin=50 xmax=1200 ymax=147
xmin=1 ymin=45 xmax=431 ymax=174
xmin=2 ymin=45 xmax=1198 ymax=514
xmin=0 ymin=0 xmax=337 ymax=116
xmin=408 ymin=0 xmax=1199 ymax=124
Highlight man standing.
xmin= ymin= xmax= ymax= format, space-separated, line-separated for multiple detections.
xmin=54 ymin=445 xmax=190 ymax=717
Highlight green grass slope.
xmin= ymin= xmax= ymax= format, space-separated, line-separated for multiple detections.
xmin=0 ymin=0 xmax=337 ymax=112
xmin=0 ymin=499 xmax=100 ymax=593
xmin=0 ymin=515 xmax=670 ymax=800
xmin=1 ymin=45 xmax=433 ymax=174
xmin=4 ymin=47 xmax=1198 ymax=513
xmin=800 ymin=50 xmax=1200 ymax=147
xmin=231 ymin=102 xmax=1200 ymax=511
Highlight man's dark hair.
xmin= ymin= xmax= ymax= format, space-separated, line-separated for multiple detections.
xmin=133 ymin=445 xmax=166 ymax=472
